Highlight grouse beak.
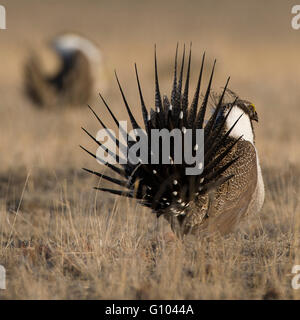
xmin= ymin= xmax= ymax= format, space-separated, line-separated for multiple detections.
xmin=252 ymin=111 xmax=258 ymax=122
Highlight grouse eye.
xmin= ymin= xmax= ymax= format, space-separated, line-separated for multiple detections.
xmin=249 ymin=103 xmax=256 ymax=112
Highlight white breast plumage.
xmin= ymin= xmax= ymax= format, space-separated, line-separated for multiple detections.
xmin=225 ymin=106 xmax=254 ymax=144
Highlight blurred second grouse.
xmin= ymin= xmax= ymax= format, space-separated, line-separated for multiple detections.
xmin=24 ymin=33 xmax=106 ymax=108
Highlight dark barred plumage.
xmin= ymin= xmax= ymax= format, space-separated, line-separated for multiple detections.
xmin=25 ymin=50 xmax=93 ymax=108
xmin=81 ymin=46 xmax=246 ymax=236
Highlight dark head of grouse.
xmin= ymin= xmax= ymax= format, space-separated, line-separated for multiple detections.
xmin=220 ymin=88 xmax=258 ymax=122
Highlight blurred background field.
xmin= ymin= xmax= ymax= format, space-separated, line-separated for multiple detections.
xmin=0 ymin=0 xmax=299 ymax=299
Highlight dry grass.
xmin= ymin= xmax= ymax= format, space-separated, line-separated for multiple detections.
xmin=0 ymin=0 xmax=299 ymax=299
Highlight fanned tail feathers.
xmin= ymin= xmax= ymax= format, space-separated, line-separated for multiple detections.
xmin=81 ymin=46 xmax=241 ymax=218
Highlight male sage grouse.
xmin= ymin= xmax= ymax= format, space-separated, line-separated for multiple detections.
xmin=81 ymin=46 xmax=265 ymax=238
xmin=25 ymin=33 xmax=106 ymax=108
